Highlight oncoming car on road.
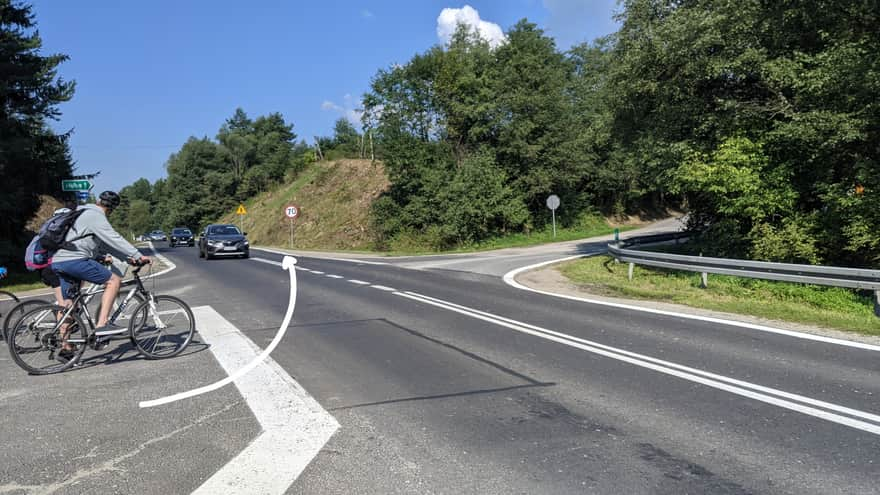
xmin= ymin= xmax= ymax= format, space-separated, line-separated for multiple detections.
xmin=169 ymin=227 xmax=194 ymax=247
xmin=198 ymin=224 xmax=249 ymax=260
xmin=148 ymin=230 xmax=167 ymax=242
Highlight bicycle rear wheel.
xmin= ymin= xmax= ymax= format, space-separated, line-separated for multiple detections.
xmin=129 ymin=295 xmax=195 ymax=359
xmin=3 ymin=299 xmax=51 ymax=341
xmin=7 ymin=304 xmax=86 ymax=375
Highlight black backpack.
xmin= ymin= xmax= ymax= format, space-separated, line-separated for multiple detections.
xmin=40 ymin=209 xmax=89 ymax=252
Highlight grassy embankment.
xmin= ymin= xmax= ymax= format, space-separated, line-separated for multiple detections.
xmin=221 ymin=159 xmax=627 ymax=254
xmin=556 ymin=255 xmax=880 ymax=336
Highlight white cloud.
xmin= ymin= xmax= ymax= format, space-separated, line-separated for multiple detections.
xmin=437 ymin=5 xmax=506 ymax=49
xmin=321 ymin=95 xmax=363 ymax=126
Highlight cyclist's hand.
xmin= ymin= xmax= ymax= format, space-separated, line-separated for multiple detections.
xmin=136 ymin=256 xmax=152 ymax=266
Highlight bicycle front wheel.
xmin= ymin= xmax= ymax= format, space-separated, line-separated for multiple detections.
xmin=8 ymin=304 xmax=86 ymax=375
xmin=129 ymin=295 xmax=195 ymax=359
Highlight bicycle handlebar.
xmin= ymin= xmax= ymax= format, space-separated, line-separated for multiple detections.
xmin=129 ymin=258 xmax=152 ymax=274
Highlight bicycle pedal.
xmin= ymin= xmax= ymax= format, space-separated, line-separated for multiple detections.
xmin=92 ymin=338 xmax=110 ymax=351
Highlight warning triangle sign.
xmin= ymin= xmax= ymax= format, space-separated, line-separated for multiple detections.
xmin=236 ymin=204 xmax=247 ymax=215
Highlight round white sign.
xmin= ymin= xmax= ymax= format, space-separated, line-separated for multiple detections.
xmin=546 ymin=194 xmax=560 ymax=210
xmin=284 ymin=205 xmax=299 ymax=219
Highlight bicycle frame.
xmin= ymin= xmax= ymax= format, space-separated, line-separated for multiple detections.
xmin=25 ymin=273 xmax=144 ymax=346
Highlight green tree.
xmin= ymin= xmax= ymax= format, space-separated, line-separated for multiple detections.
xmin=126 ymin=199 xmax=153 ymax=236
xmin=0 ymin=0 xmax=74 ymax=262
xmin=331 ymin=118 xmax=360 ymax=157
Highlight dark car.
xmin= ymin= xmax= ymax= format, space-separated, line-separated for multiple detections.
xmin=169 ymin=227 xmax=194 ymax=247
xmin=198 ymin=224 xmax=249 ymax=260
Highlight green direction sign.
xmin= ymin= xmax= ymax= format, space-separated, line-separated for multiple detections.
xmin=62 ymin=179 xmax=92 ymax=192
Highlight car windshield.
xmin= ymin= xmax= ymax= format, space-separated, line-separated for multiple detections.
xmin=172 ymin=229 xmax=191 ymax=235
xmin=210 ymin=226 xmax=240 ymax=235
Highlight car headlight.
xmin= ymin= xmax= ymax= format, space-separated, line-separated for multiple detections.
xmin=242 ymin=240 xmax=249 ymax=246
xmin=208 ymin=240 xmax=222 ymax=247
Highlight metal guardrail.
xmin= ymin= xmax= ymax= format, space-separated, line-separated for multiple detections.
xmin=609 ymin=232 xmax=880 ymax=315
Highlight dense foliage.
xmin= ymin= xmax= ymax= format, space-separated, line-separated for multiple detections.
xmin=0 ymin=0 xmax=74 ymax=264
xmin=362 ymin=1 xmax=879 ymax=265
xmin=111 ymin=109 xmax=312 ymax=236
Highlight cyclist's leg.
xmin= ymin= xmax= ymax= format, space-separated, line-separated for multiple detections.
xmin=54 ymin=259 xmax=113 ymax=328
xmin=51 ymin=264 xmax=79 ymax=350
xmin=97 ymin=273 xmax=121 ymax=327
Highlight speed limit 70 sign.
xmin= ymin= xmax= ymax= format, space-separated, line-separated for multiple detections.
xmin=284 ymin=205 xmax=299 ymax=219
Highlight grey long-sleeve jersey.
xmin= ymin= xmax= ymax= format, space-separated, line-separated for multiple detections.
xmin=50 ymin=204 xmax=142 ymax=263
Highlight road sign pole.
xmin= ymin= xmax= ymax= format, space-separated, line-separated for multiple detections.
xmin=552 ymin=210 xmax=556 ymax=238
xmin=290 ymin=218 xmax=294 ymax=248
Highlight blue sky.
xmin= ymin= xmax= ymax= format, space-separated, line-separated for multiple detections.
xmin=30 ymin=0 xmax=619 ymax=192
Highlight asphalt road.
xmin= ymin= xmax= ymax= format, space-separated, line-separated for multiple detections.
xmin=3 ymin=232 xmax=878 ymax=494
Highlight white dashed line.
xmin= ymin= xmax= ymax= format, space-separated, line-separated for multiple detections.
xmin=326 ymin=275 xmax=344 ymax=279
xmin=370 ymin=285 xmax=397 ymax=292
xmin=252 ymin=257 xmax=282 ymax=267
xmin=311 ymin=270 xmax=325 ymax=274
xmin=347 ymin=280 xmax=370 ymax=285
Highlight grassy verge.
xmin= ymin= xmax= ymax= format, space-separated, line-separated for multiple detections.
xmin=557 ymin=255 xmax=880 ymax=336
xmin=1 ymin=271 xmax=44 ymax=293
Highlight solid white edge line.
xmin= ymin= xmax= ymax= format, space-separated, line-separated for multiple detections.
xmin=395 ymin=291 xmax=880 ymax=436
xmin=186 ymin=305 xmax=338 ymax=494
xmin=404 ymin=290 xmax=880 ymax=425
xmin=502 ymin=255 xmax=880 ymax=353
xmin=252 ymin=246 xmax=388 ymax=265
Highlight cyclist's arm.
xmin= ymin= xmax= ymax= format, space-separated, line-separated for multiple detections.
xmin=90 ymin=212 xmax=142 ymax=262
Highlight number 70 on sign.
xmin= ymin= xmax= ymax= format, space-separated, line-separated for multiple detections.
xmin=284 ymin=205 xmax=299 ymax=219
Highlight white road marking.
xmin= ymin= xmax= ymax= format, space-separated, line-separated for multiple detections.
xmin=311 ymin=270 xmax=325 ymax=274
xmin=252 ymin=246 xmax=388 ymax=265
xmin=251 ymin=257 xmax=282 ymax=267
xmin=187 ymin=306 xmax=338 ymax=495
xmin=503 ymin=256 xmax=880 ymax=353
xmin=326 ymin=274 xmax=344 ymax=279
xmin=370 ymin=285 xmax=397 ymax=292
xmin=348 ymin=280 xmax=370 ymax=285
xmin=396 ymin=290 xmax=880 ymax=436
xmin=141 ymin=256 xmax=299 ymax=408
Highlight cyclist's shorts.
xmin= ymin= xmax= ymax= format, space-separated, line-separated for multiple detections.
xmin=52 ymin=259 xmax=112 ymax=300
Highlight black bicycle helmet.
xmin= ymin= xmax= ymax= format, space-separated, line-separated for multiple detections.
xmin=98 ymin=190 xmax=121 ymax=209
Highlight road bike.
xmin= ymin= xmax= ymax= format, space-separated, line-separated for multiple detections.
xmin=6 ymin=261 xmax=195 ymax=375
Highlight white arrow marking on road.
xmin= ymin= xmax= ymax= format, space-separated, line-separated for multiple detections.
xmin=139 ymin=255 xmax=300 ymax=408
